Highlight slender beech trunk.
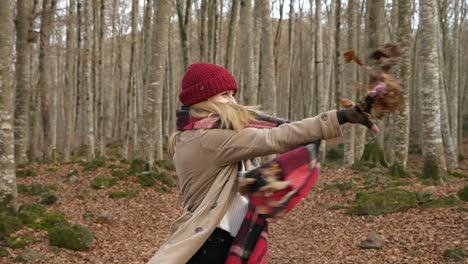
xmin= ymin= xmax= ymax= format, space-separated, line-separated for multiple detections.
xmin=199 ymin=0 xmax=208 ymax=61
xmin=98 ymin=0 xmax=105 ymax=157
xmin=109 ymin=0 xmax=119 ymax=140
xmin=315 ymin=0 xmax=324 ymax=115
xmin=124 ymin=0 xmax=138 ymax=159
xmin=285 ymin=0 xmax=295 ymax=120
xmin=64 ymin=0 xmax=76 ymax=161
xmin=140 ymin=0 xmax=171 ymax=165
xmin=259 ymin=0 xmax=277 ymax=115
xmin=225 ymin=0 xmax=240 ymax=72
xmin=343 ymin=0 xmax=358 ymax=165
xmin=450 ymin=0 xmax=460 ymax=156
xmin=392 ymin=0 xmax=412 ymax=169
xmin=240 ymin=0 xmax=256 ymax=105
xmin=419 ymin=0 xmax=447 ymax=182
xmin=36 ymin=0 xmax=57 ymax=160
xmin=0 ymin=0 xmax=17 ymax=214
xmin=436 ymin=4 xmax=457 ymax=169
xmin=14 ymin=0 xmax=33 ymax=164
xmin=84 ymin=0 xmax=95 ymax=159
xmin=176 ymin=0 xmax=192 ymax=71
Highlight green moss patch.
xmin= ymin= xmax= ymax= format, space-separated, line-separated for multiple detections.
xmin=108 ymin=188 xmax=138 ymax=199
xmin=7 ymin=235 xmax=38 ymax=249
xmin=39 ymin=213 xmax=69 ymax=230
xmin=155 ymin=160 xmax=176 ymax=171
xmin=17 ymin=183 xmax=51 ymax=196
xmin=110 ymin=170 xmax=127 ymax=180
xmin=359 ymin=139 xmax=388 ymax=168
xmin=347 ymin=188 xmax=417 ymax=215
xmin=82 ymin=159 xmax=106 ymax=171
xmin=18 ymin=203 xmax=47 ymax=225
xmin=457 ymin=185 xmax=468 ymax=201
xmin=154 ymin=171 xmax=176 ymax=187
xmin=323 ymin=179 xmax=354 ymax=192
xmin=421 ymin=156 xmax=446 ymax=184
xmin=0 ymin=215 xmax=23 ymax=236
xmin=0 ymin=246 xmax=9 ymax=257
xmin=138 ymin=171 xmax=176 ymax=188
xmin=39 ymin=193 xmax=58 ymax=205
xmin=48 ymin=224 xmax=94 ymax=251
xmin=128 ymin=159 xmax=148 ymax=175
xmin=443 ymin=247 xmax=468 ymax=261
xmin=389 ymin=163 xmax=408 ymax=178
xmin=90 ymin=176 xmax=117 ymax=189
xmin=421 ymin=195 xmax=460 ymax=209
xmin=16 ymin=168 xmax=38 ymax=178
xmin=138 ymin=172 xmax=155 ymax=187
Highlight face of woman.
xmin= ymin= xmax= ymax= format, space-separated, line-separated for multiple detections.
xmin=209 ymin=90 xmax=237 ymax=104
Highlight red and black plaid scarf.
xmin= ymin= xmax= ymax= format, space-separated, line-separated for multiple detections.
xmin=177 ymin=107 xmax=321 ymax=264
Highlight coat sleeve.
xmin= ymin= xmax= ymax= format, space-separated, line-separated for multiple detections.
xmin=200 ymin=110 xmax=343 ymax=166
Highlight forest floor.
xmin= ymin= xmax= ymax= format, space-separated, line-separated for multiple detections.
xmin=1 ymin=138 xmax=467 ymax=264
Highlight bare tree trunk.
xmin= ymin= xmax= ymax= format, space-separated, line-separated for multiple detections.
xmin=140 ymin=0 xmax=171 ymax=165
xmin=450 ymin=0 xmax=460 ymax=156
xmin=98 ymin=0 xmax=105 ymax=157
xmin=176 ymin=0 xmax=192 ymax=71
xmin=108 ymin=0 xmax=119 ymax=141
xmin=354 ymin=0 xmax=366 ymax=161
xmin=285 ymin=0 xmax=295 ymax=120
xmin=391 ymin=0 xmax=412 ymax=169
xmin=259 ymin=0 xmax=277 ymax=115
xmin=273 ymin=0 xmax=285 ymax=80
xmin=435 ymin=3 xmax=457 ymax=169
xmin=124 ymin=0 xmax=139 ymax=159
xmin=64 ymin=0 xmax=77 ymax=161
xmin=225 ymin=0 xmax=240 ymax=72
xmin=0 ymin=0 xmax=17 ymax=214
xmin=419 ymin=0 xmax=447 ymax=182
xmin=84 ymin=0 xmax=95 ymax=159
xmin=334 ymin=0 xmax=342 ymax=110
xmin=36 ymin=0 xmax=57 ymax=160
xmin=240 ymin=0 xmax=256 ymax=105
xmin=199 ymin=0 xmax=208 ymax=61
xmin=14 ymin=0 xmax=33 ymax=164
xmin=315 ymin=0 xmax=324 ymax=115
xmin=343 ymin=0 xmax=358 ymax=166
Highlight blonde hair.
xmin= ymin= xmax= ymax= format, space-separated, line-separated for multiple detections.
xmin=168 ymin=101 xmax=260 ymax=153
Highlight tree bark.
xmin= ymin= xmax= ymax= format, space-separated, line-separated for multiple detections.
xmin=140 ymin=0 xmax=171 ymax=165
xmin=225 ymin=0 xmax=240 ymax=72
xmin=258 ymin=0 xmax=277 ymax=115
xmin=392 ymin=0 xmax=412 ymax=168
xmin=176 ymin=0 xmax=192 ymax=71
xmin=14 ymin=0 xmax=33 ymax=164
xmin=419 ymin=0 xmax=447 ymax=182
xmin=35 ymin=0 xmax=57 ymax=160
xmin=240 ymin=0 xmax=256 ymax=105
xmin=83 ymin=0 xmax=95 ymax=159
xmin=343 ymin=0 xmax=358 ymax=166
xmin=0 ymin=0 xmax=17 ymax=214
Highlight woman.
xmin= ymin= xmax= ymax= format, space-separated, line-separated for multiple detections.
xmin=149 ymin=62 xmax=378 ymax=264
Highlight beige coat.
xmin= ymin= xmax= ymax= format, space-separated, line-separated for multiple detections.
xmin=148 ymin=110 xmax=343 ymax=264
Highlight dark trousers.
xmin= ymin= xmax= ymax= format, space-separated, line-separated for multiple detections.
xmin=187 ymin=228 xmax=235 ymax=264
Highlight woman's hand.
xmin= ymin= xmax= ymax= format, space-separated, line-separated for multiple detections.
xmin=337 ymin=106 xmax=380 ymax=133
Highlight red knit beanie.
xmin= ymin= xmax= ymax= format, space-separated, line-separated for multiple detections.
xmin=179 ymin=62 xmax=238 ymax=106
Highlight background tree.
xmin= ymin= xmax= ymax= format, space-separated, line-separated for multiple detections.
xmin=419 ymin=0 xmax=447 ymax=183
xmin=0 ymin=0 xmax=17 ymax=214
xmin=391 ymin=0 xmax=412 ymax=171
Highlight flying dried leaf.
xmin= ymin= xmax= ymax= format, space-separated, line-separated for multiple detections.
xmin=343 ymin=50 xmax=364 ymax=65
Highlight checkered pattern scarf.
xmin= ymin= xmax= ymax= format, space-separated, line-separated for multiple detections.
xmin=177 ymin=108 xmax=321 ymax=264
